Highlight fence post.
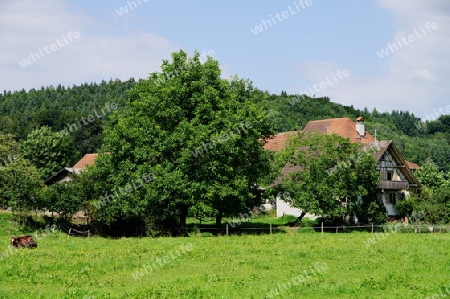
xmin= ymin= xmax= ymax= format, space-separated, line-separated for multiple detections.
xmin=226 ymin=224 xmax=228 ymax=236
xmin=321 ymin=222 xmax=323 ymax=235
xmin=88 ymin=230 xmax=90 ymax=238
xmin=270 ymin=223 xmax=272 ymax=235
xmin=371 ymin=223 xmax=374 ymax=234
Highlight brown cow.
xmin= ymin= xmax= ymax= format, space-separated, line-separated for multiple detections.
xmin=10 ymin=236 xmax=37 ymax=248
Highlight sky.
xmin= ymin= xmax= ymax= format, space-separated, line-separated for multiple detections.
xmin=1 ymin=0 xmax=449 ymax=120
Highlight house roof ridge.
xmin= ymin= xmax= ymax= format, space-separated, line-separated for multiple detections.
xmin=308 ymin=117 xmax=352 ymax=121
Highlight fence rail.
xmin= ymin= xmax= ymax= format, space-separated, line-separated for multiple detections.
xmin=55 ymin=222 xmax=450 ymax=237
xmin=192 ymin=223 xmax=450 ymax=236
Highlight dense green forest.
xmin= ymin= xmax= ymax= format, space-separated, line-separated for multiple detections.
xmin=0 ymin=79 xmax=135 ymax=159
xmin=1 ymin=79 xmax=449 ymax=172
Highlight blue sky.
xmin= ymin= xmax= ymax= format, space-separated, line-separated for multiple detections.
xmin=1 ymin=0 xmax=449 ymax=119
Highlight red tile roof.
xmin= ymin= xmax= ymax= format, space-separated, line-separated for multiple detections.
xmin=405 ymin=160 xmax=421 ymax=170
xmin=264 ymin=118 xmax=376 ymax=153
xmin=73 ymin=153 xmax=98 ymax=170
xmin=303 ymin=118 xmax=375 ymax=143
xmin=263 ymin=131 xmax=297 ymax=151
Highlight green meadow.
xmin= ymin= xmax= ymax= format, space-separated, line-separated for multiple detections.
xmin=0 ymin=212 xmax=449 ymax=299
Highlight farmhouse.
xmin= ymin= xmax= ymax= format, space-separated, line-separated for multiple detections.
xmin=44 ymin=153 xmax=98 ymax=185
xmin=43 ymin=167 xmax=74 ymax=185
xmin=264 ymin=117 xmax=421 ymax=220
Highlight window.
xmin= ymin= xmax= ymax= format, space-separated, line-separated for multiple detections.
xmin=387 ymin=171 xmax=393 ymax=181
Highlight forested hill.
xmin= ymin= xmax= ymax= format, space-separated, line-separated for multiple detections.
xmin=0 ymin=79 xmax=136 ymax=155
xmin=1 ymin=80 xmax=450 ymax=172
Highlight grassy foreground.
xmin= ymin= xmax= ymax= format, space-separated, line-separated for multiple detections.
xmin=1 ymin=214 xmax=449 ymax=298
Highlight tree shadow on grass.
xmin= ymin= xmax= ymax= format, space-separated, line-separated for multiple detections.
xmin=186 ymin=220 xmax=289 ymax=236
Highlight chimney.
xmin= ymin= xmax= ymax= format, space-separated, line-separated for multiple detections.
xmin=356 ymin=116 xmax=365 ymax=138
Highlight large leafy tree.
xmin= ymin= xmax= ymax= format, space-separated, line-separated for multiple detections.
xmin=400 ymin=161 xmax=450 ymax=224
xmin=39 ymin=181 xmax=84 ymax=219
xmin=21 ymin=126 xmax=78 ymax=179
xmin=277 ymin=132 xmax=380 ymax=223
xmin=0 ymin=133 xmax=42 ymax=210
xmin=88 ymin=50 xmax=273 ymax=234
xmin=415 ymin=160 xmax=445 ymax=188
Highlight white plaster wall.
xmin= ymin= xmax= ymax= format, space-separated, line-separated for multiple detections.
xmin=276 ymin=197 xmax=318 ymax=219
xmin=381 ymin=193 xmax=397 ymax=216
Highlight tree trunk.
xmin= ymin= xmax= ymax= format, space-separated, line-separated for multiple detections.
xmin=215 ymin=214 xmax=222 ymax=228
xmin=297 ymin=212 xmax=307 ymax=223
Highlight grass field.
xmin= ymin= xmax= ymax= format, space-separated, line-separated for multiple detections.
xmin=1 ymin=212 xmax=449 ymax=298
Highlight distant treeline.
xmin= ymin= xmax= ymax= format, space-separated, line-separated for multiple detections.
xmin=1 ymin=79 xmax=450 ymax=171
xmin=0 ymin=79 xmax=136 ymax=155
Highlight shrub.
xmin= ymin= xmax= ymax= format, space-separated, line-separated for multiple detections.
xmin=301 ymin=218 xmax=319 ymax=227
xmin=200 ymin=232 xmax=214 ymax=237
xmin=189 ymin=232 xmax=214 ymax=237
xmin=381 ymin=222 xmax=406 ymax=233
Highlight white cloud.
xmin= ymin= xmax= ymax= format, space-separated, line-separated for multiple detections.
xmin=0 ymin=0 xmax=180 ymax=91
xmin=289 ymin=0 xmax=450 ymax=119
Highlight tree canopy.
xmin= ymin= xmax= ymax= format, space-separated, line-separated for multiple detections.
xmin=21 ymin=126 xmax=78 ymax=180
xmin=0 ymin=132 xmax=42 ymax=210
xmin=86 ymin=50 xmax=273 ymax=234
xmin=276 ymin=132 xmax=380 ymax=223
